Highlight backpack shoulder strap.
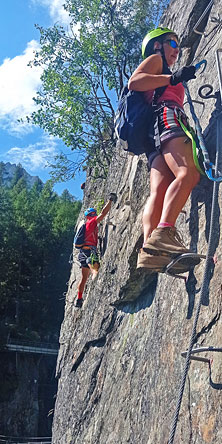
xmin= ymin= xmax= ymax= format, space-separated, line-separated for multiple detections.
xmin=153 ymin=59 xmax=172 ymax=104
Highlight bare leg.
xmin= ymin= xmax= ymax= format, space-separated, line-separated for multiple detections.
xmin=78 ymin=267 xmax=90 ymax=294
xmin=143 ymin=155 xmax=175 ymax=243
xmin=89 ymin=262 xmax=100 ymax=280
xmin=160 ymin=137 xmax=200 ymax=224
xmin=139 ymin=137 xmax=200 ymax=267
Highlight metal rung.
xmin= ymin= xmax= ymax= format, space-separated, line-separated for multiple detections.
xmin=194 ymin=0 xmax=214 ymax=35
xmin=164 ymin=253 xmax=206 ymax=276
xmin=181 ymin=346 xmax=222 ymax=363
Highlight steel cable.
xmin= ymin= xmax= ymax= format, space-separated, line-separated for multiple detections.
xmin=183 ymin=81 xmax=222 ymax=181
xmin=168 ymin=108 xmax=222 ymax=443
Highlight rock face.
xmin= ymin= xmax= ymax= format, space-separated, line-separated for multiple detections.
xmin=0 ymin=162 xmax=42 ymax=188
xmin=52 ymin=0 xmax=222 ymax=443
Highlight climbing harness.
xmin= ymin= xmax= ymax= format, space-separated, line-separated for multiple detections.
xmin=179 ymin=118 xmax=206 ymax=176
xmin=86 ymin=249 xmax=100 ymax=267
xmin=183 ymin=59 xmax=222 ymax=182
xmin=68 ymin=251 xmax=80 ymax=267
xmin=168 ymin=49 xmax=222 ymax=444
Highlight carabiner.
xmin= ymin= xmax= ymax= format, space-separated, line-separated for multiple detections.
xmin=195 ymin=60 xmax=207 ymax=74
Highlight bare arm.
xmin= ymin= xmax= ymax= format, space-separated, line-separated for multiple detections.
xmin=128 ymin=54 xmax=171 ymax=92
xmin=96 ymin=200 xmax=112 ymax=224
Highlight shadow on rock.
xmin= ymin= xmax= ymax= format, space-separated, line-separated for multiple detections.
xmin=113 ymin=273 xmax=158 ymax=314
xmin=185 ymin=257 xmax=215 ymax=318
xmin=186 ymin=270 xmax=200 ymax=319
xmin=187 ymin=97 xmax=222 ymax=313
xmin=187 ymin=180 xmax=218 ymax=314
xmin=111 ymin=233 xmax=158 ymax=311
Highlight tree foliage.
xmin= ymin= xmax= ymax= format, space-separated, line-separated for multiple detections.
xmin=28 ymin=0 xmax=169 ymax=180
xmin=0 ymin=172 xmax=81 ymax=343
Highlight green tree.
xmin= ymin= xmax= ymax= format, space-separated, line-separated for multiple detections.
xmin=28 ymin=0 xmax=169 ymax=180
xmin=10 ymin=164 xmax=25 ymax=188
xmin=0 ymin=186 xmax=18 ymax=311
xmin=0 ymin=172 xmax=81 ymax=342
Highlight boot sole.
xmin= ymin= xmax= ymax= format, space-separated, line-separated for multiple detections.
xmin=137 ymin=262 xmax=193 ymax=274
xmin=143 ymin=247 xmax=200 ymax=266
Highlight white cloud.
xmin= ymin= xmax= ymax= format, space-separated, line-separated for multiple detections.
xmin=0 ymin=2 xmax=71 ymax=136
xmin=31 ymin=0 xmax=71 ymax=26
xmin=0 ymin=40 xmax=42 ymax=135
xmin=5 ymin=136 xmax=58 ymax=171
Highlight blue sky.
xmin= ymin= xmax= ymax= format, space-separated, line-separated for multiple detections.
xmin=0 ymin=0 xmax=85 ymax=199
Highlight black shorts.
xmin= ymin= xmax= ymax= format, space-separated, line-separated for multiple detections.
xmin=147 ymin=102 xmax=189 ymax=168
xmin=78 ymin=247 xmax=99 ymax=269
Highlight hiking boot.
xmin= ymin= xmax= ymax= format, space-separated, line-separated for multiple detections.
xmin=137 ymin=248 xmax=193 ymax=274
xmin=145 ymin=227 xmax=189 ymax=255
xmin=144 ymin=227 xmax=200 ymax=266
xmin=137 ymin=248 xmax=169 ymax=271
xmin=75 ymin=298 xmax=83 ymax=308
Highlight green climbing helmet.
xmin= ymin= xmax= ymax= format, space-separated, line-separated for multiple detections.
xmin=142 ymin=27 xmax=178 ymax=59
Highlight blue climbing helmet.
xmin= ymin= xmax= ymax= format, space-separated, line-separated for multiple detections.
xmin=84 ymin=207 xmax=97 ymax=217
xmin=142 ymin=27 xmax=178 ymax=59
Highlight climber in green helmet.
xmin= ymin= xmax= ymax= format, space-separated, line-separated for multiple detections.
xmin=128 ymin=27 xmax=201 ymax=272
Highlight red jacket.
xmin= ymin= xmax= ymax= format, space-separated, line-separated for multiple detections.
xmin=84 ymin=216 xmax=98 ymax=247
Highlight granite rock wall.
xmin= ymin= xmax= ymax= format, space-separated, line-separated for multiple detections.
xmin=52 ymin=0 xmax=222 ymax=442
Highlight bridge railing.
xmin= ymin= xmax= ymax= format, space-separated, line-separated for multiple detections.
xmin=3 ymin=339 xmax=59 ymax=355
xmin=0 ymin=436 xmax=52 ymax=444
xmin=6 ymin=339 xmax=58 ymax=349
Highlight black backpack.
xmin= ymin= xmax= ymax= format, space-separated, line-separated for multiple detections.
xmin=114 ymin=88 xmax=155 ymax=155
xmin=114 ymin=63 xmax=171 ymax=156
xmin=74 ymin=221 xmax=86 ymax=249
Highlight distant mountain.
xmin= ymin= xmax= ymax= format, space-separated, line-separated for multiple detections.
xmin=0 ymin=162 xmax=42 ymax=188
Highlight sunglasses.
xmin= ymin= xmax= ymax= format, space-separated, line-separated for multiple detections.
xmin=164 ymin=39 xmax=179 ymax=49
